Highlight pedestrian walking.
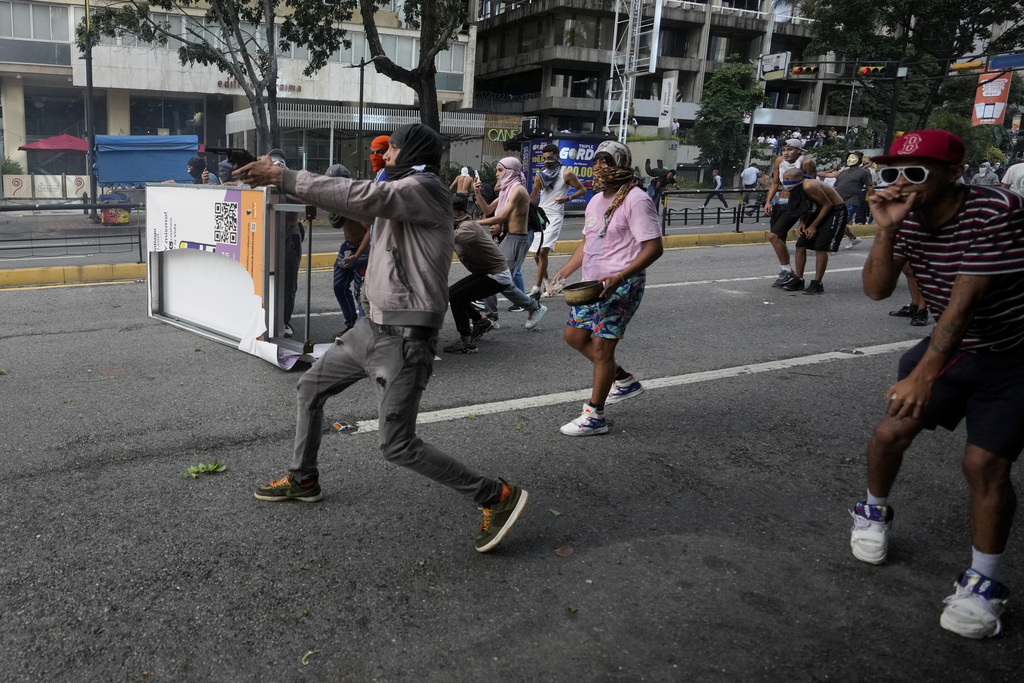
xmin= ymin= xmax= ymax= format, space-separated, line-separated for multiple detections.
xmin=549 ymin=141 xmax=664 ymax=436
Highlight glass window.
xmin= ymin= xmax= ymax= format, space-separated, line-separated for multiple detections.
xmin=164 ymin=15 xmax=182 ymax=47
xmin=450 ymin=42 xmax=464 ymax=73
xmin=13 ymin=2 xmax=30 ymax=38
xmin=576 ymin=16 xmax=596 ymax=48
xmin=707 ymin=35 xmax=727 ymax=62
xmin=51 ymin=5 xmax=67 ymax=42
xmin=31 ymin=5 xmax=48 ymax=40
xmin=350 ymin=33 xmax=365 ymax=64
xmin=396 ymin=36 xmax=412 ymax=68
xmin=434 ymin=48 xmax=449 ymax=73
xmin=293 ymin=43 xmax=309 ymax=61
xmin=0 ymin=2 xmax=12 ymax=37
xmin=380 ymin=33 xmax=396 ymax=61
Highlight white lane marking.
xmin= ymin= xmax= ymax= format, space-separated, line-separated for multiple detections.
xmin=347 ymin=340 xmax=918 ymax=434
xmin=645 ymin=265 xmax=862 ymax=289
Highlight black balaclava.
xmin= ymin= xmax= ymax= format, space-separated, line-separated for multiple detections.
xmin=384 ymin=123 xmax=443 ymax=181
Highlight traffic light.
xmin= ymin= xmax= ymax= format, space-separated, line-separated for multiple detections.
xmin=858 ymin=65 xmax=886 ymax=77
xmin=950 ymin=60 xmax=984 ymax=72
xmin=789 ymin=64 xmax=819 ymax=77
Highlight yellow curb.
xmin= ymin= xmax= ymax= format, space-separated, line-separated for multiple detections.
xmin=0 ymin=225 xmax=879 ymax=289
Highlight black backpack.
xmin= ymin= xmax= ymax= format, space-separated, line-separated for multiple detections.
xmin=528 ymin=202 xmax=548 ymax=234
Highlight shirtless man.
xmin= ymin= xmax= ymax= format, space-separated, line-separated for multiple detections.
xmin=529 ymin=144 xmax=586 ymax=297
xmin=324 ymin=164 xmax=371 ymax=335
xmin=763 ymin=139 xmax=817 ymax=287
xmin=450 ymin=167 xmax=475 ymax=196
xmin=472 ymin=157 xmax=547 ymax=332
xmin=781 ymin=167 xmax=845 ymax=294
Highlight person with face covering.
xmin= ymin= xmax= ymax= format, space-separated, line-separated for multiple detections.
xmin=549 ymin=141 xmax=664 ymax=437
xmin=324 ymin=164 xmax=370 ymax=335
xmin=471 ymin=156 xmax=548 ymax=334
xmin=234 ymin=124 xmax=529 ymax=553
xmin=369 ymin=135 xmax=390 ymax=181
xmin=970 ymin=162 xmax=1000 ymax=187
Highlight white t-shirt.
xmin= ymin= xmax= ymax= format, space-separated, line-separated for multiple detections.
xmin=741 ymin=167 xmax=758 ymax=185
xmin=1001 ymin=162 xmax=1024 ymax=195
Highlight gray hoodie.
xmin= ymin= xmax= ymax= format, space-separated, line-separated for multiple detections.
xmin=282 ymin=169 xmax=453 ymax=329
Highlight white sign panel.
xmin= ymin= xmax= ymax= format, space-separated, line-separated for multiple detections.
xmin=658 ymin=71 xmax=678 ymax=129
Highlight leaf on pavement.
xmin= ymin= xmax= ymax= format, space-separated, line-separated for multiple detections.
xmin=554 ymin=545 xmax=574 ymax=558
xmin=467 ymin=413 xmax=477 ymax=419
xmin=549 ymin=509 xmax=562 ymax=516
xmin=301 ymin=650 xmax=320 ymax=666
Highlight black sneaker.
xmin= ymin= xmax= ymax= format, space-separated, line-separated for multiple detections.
xmin=910 ymin=308 xmax=929 ymax=326
xmin=773 ymin=270 xmax=797 ymax=287
xmin=803 ymin=280 xmax=824 ymax=295
xmin=254 ymin=475 xmax=322 ymax=502
xmin=782 ymin=276 xmax=805 ymax=292
xmin=443 ymin=339 xmax=478 ymax=354
xmin=471 ymin=317 xmax=493 ymax=341
xmin=507 ymin=304 xmax=527 ymax=312
xmin=889 ymin=303 xmax=918 ymax=317
xmin=475 ymin=482 xmax=529 ymax=552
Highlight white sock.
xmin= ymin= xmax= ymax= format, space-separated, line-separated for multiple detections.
xmin=970 ymin=548 xmax=1003 ymax=582
xmin=781 ymin=264 xmax=793 ymax=272
xmin=866 ymin=490 xmax=888 ymax=507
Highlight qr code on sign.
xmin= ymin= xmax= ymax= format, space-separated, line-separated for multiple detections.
xmin=214 ymin=202 xmax=239 ymax=244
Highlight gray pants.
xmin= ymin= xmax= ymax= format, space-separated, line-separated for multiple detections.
xmin=289 ymin=317 xmax=502 ymax=506
xmin=484 ymin=232 xmax=539 ymax=315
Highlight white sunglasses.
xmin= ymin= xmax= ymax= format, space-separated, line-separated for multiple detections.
xmin=878 ymin=166 xmax=930 ymax=184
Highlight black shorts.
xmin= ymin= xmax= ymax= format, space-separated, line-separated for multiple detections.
xmin=769 ymin=204 xmax=799 ymax=239
xmin=898 ymin=338 xmax=1024 ymax=461
xmin=795 ymin=204 xmax=845 ymax=252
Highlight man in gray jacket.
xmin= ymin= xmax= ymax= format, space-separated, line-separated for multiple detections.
xmin=236 ymin=124 xmax=528 ymax=553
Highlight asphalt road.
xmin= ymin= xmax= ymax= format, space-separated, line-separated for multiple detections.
xmin=2 ymin=241 xmax=1020 ymax=681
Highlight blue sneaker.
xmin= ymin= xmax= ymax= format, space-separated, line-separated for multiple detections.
xmin=773 ymin=270 xmax=797 ymax=287
xmin=606 ymin=375 xmax=645 ymax=405
xmin=850 ymin=501 xmax=894 ymax=565
xmin=560 ymin=403 xmax=608 ymax=437
xmin=941 ymin=569 xmax=1010 ymax=639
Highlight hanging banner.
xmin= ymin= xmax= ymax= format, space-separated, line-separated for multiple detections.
xmin=658 ymin=71 xmax=678 ymax=129
xmin=972 ymin=72 xmax=1012 ymax=126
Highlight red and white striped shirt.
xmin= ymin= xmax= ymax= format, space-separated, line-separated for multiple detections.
xmin=894 ymin=186 xmax=1024 ymax=353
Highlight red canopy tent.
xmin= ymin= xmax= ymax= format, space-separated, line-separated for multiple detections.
xmin=19 ymin=134 xmax=90 ymax=153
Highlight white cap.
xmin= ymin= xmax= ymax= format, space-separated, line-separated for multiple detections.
xmin=783 ymin=138 xmax=803 ymax=149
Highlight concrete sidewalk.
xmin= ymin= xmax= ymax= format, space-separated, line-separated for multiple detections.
xmin=0 ymin=225 xmax=877 ymax=288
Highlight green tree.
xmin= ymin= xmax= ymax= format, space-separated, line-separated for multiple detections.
xmin=805 ymin=0 xmax=1024 ymax=131
xmin=359 ymin=0 xmax=468 ymax=132
xmin=83 ymin=1 xmax=354 ymax=151
xmin=693 ymin=58 xmax=768 ymax=181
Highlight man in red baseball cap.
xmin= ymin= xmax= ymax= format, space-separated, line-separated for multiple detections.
xmin=849 ymin=129 xmax=1024 ymax=638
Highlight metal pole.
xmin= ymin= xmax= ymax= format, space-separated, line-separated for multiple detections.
xmin=845 ymin=81 xmax=855 ymax=136
xmin=884 ymin=60 xmax=904 ymax=151
xmin=358 ymin=58 xmax=365 ymax=179
xmin=84 ymin=0 xmax=98 ymax=221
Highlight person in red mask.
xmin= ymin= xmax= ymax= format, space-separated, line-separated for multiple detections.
xmin=370 ymin=135 xmax=390 ymax=179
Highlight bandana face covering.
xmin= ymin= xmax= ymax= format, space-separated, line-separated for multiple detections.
xmin=781 ymin=178 xmax=802 ymax=190
xmin=383 ymin=124 xmax=442 ymax=181
xmin=544 ymin=160 xmax=560 ymax=170
xmin=592 ymin=141 xmax=639 ymax=238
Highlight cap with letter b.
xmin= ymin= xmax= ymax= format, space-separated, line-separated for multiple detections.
xmin=872 ymin=130 xmax=965 ymax=166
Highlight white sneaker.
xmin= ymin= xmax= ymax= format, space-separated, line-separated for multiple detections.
xmin=940 ymin=570 xmax=1010 ymax=639
xmin=524 ymin=304 xmax=547 ymax=330
xmin=844 ymin=236 xmax=863 ymax=250
xmin=605 ymin=376 xmax=644 ymax=405
xmin=850 ymin=502 xmax=893 ymax=565
xmin=283 ymin=323 xmax=294 ymax=337
xmin=559 ymin=403 xmax=609 ymax=436
xmin=527 ymin=285 xmax=542 ymax=297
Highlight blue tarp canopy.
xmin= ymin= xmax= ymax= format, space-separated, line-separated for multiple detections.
xmin=94 ymin=135 xmax=198 ymax=188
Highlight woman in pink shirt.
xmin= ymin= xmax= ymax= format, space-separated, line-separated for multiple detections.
xmin=550 ymin=140 xmax=664 ymax=436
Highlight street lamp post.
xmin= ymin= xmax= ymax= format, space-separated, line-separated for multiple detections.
xmin=84 ymin=0 xmax=98 ymax=220
xmin=351 ymin=55 xmax=386 ymax=179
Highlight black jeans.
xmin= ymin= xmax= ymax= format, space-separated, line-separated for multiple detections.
xmin=449 ymin=273 xmax=507 ymax=336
